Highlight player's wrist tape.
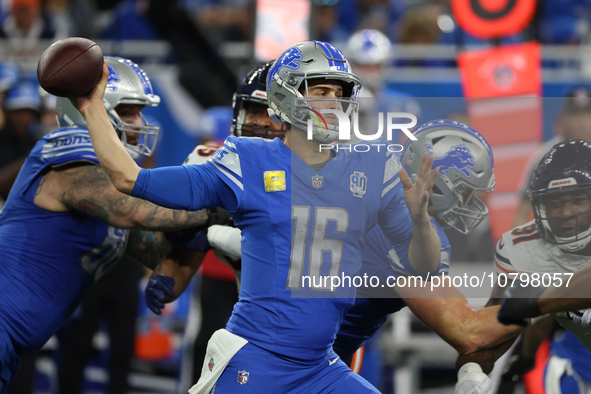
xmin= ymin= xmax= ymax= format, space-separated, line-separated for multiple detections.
xmin=208 ymin=225 xmax=242 ymax=260
xmin=458 ymin=362 xmax=484 ymax=379
xmin=530 ymin=313 xmax=551 ymax=326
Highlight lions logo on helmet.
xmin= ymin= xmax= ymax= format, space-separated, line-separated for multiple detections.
xmin=106 ymin=64 xmax=120 ymax=91
xmin=56 ymin=57 xmax=160 ymax=159
xmin=433 ymin=145 xmax=476 ymax=177
xmin=401 ymin=119 xmax=495 ymax=234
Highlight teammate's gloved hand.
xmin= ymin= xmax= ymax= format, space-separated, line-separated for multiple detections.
xmin=501 ymin=353 xmax=535 ymax=382
xmin=165 ymin=227 xmax=212 ymax=252
xmin=145 ymin=275 xmax=175 ymax=315
xmin=455 ymin=362 xmax=492 ymax=394
xmin=498 ymin=282 xmax=545 ymax=326
xmin=206 ymin=207 xmax=231 ymax=227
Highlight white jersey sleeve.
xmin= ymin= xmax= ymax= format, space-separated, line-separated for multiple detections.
xmin=497 ymin=221 xmax=591 ymax=351
xmin=183 ymin=143 xmax=222 ymax=165
xmin=494 ymin=234 xmax=517 ymax=275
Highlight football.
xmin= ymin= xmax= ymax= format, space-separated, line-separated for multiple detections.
xmin=37 ymin=37 xmax=104 ymax=97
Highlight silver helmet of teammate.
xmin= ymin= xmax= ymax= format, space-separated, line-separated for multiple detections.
xmin=266 ymin=40 xmax=361 ymax=143
xmin=56 ymin=56 xmax=160 ymax=158
xmin=401 ymin=119 xmax=495 ymax=234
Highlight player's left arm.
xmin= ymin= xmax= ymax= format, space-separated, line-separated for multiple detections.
xmin=454 ymin=295 xmax=522 ymax=375
xmin=399 ymin=283 xmax=525 ymax=355
xmin=536 ymin=263 xmax=591 ymax=314
xmin=144 ymin=247 xmax=206 ymax=315
xmin=398 ymin=153 xmax=440 ymax=274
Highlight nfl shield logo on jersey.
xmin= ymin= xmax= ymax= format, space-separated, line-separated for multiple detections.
xmin=208 ymin=357 xmax=215 ymax=371
xmin=237 ymin=370 xmax=249 ymax=385
xmin=312 ymin=174 xmax=323 ymax=189
xmin=350 ymin=171 xmax=367 ymax=197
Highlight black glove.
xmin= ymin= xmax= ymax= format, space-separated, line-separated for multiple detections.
xmin=206 ymin=207 xmax=231 ymax=227
xmin=498 ymin=282 xmax=545 ymax=326
xmin=165 ymin=227 xmax=212 ymax=252
xmin=164 ymin=208 xmax=230 ymax=251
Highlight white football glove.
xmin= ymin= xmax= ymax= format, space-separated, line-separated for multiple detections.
xmin=567 ymin=309 xmax=591 ymax=327
xmin=455 ymin=362 xmax=492 ymax=394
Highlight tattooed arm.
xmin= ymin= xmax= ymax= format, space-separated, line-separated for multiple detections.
xmin=34 ymin=164 xmax=208 ymax=231
xmin=124 ymin=231 xmax=171 ymax=270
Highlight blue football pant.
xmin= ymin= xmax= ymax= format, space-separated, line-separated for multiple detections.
xmin=213 ymin=342 xmax=380 ymax=393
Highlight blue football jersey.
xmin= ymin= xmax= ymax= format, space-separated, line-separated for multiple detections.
xmin=0 ymin=128 xmax=129 ymax=352
xmin=551 ymin=330 xmax=591 ymax=382
xmin=132 ymin=136 xmax=416 ymax=360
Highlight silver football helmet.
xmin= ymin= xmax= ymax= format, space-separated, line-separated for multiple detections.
xmin=266 ymin=40 xmax=361 ymax=143
xmin=346 ymin=29 xmax=392 ymax=66
xmin=56 ymin=56 xmax=160 ymax=158
xmin=401 ymin=119 xmax=496 ymax=234
xmin=346 ymin=29 xmax=392 ymax=93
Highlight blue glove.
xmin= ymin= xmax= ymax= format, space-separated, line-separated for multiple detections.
xmin=145 ymin=275 xmax=175 ymax=315
xmin=165 ymin=227 xmax=212 ymax=252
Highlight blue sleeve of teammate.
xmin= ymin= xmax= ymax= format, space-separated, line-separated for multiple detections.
xmin=131 ymin=164 xmax=238 ymax=211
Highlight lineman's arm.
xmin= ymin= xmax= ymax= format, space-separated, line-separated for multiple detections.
xmin=144 ymin=247 xmax=206 ymax=315
xmin=150 ymin=247 xmax=205 ymax=301
xmin=455 ymin=293 xmax=519 ymax=374
xmin=35 ymin=164 xmax=209 ymax=231
xmin=398 ymin=154 xmax=441 ymax=274
xmin=71 ymin=63 xmax=140 ymax=194
xmin=538 ymin=263 xmax=591 ymax=314
xmin=498 ymin=265 xmax=591 ymax=323
xmin=124 ymin=230 xmax=171 ymax=270
xmin=399 ymin=283 xmax=525 ymax=355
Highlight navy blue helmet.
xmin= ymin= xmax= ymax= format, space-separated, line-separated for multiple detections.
xmin=528 ymin=139 xmax=591 ymax=251
xmin=231 ymin=61 xmax=285 ymax=138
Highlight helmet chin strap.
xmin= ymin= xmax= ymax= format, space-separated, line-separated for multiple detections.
xmin=556 ymin=227 xmax=591 ymax=252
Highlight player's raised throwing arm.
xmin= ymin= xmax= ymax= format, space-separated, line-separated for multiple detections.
xmin=72 ymin=63 xmax=140 ymax=194
xmin=71 ymin=63 xmax=140 ymax=194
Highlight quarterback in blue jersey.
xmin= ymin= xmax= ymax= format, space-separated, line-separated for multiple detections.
xmin=0 ymin=57 xmax=212 ymax=392
xmin=74 ymin=41 xmax=442 ymax=393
